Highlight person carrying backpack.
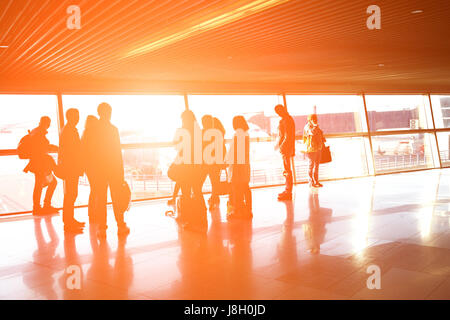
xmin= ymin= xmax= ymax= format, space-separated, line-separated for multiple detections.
xmin=303 ymin=114 xmax=326 ymax=188
xmin=21 ymin=116 xmax=59 ymax=215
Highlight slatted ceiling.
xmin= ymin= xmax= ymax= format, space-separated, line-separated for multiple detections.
xmin=0 ymin=1 xmax=449 ymax=93
xmin=25 ymin=0 xmax=232 ymax=76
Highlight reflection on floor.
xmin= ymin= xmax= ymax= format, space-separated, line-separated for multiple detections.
xmin=0 ymin=169 xmax=449 ymax=300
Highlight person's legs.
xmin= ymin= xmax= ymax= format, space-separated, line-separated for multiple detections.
xmin=173 ymin=183 xmax=181 ymax=199
xmin=192 ymin=179 xmax=206 ymax=211
xmin=87 ymin=174 xmax=97 ymax=223
xmin=244 ymin=184 xmax=252 ymax=216
xmin=307 ymin=153 xmax=315 ymax=184
xmin=43 ymin=174 xmax=57 ymax=209
xmin=63 ymin=176 xmax=79 ymax=225
xmin=95 ymin=177 xmax=108 ymax=231
xmin=313 ymin=152 xmax=320 ymax=185
xmin=109 ymin=178 xmax=126 ymax=228
xmin=33 ymin=174 xmax=44 ymax=212
xmin=209 ymin=165 xmax=221 ymax=203
xmin=282 ymin=155 xmax=293 ymax=194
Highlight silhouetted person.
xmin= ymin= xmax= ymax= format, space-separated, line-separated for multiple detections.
xmin=81 ymin=115 xmax=100 ymax=224
xmin=24 ymin=116 xmax=59 ymax=215
xmin=58 ymin=108 xmax=85 ymax=233
xmin=175 ymin=110 xmax=207 ymax=231
xmin=226 ymin=116 xmax=252 ymax=219
xmin=201 ymin=115 xmax=226 ymax=209
xmin=94 ymin=103 xmax=129 ymax=238
xmin=303 ymin=114 xmax=325 ymax=187
xmin=274 ymin=104 xmax=296 ymax=201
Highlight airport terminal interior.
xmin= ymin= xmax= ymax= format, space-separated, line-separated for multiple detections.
xmin=0 ymin=0 xmax=450 ymax=300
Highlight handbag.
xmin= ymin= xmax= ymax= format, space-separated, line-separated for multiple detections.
xmin=320 ymin=145 xmax=332 ymax=164
xmin=167 ymin=162 xmax=183 ymax=182
xmin=117 ymin=181 xmax=131 ymax=214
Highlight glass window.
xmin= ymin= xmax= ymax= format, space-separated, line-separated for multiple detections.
xmin=188 ymin=95 xmax=283 ymax=139
xmin=436 ymin=132 xmax=450 ymax=167
xmin=285 ymin=95 xmax=367 ymax=134
xmin=0 ymin=95 xmax=59 ymax=150
xmin=365 ymin=95 xmax=433 ymax=131
xmin=294 ymin=137 xmax=371 ymax=182
xmin=371 ymin=133 xmax=437 ymax=173
xmin=430 ymin=95 xmax=450 ymax=128
xmin=123 ymin=147 xmax=177 ymax=201
xmin=62 ymin=95 xmax=186 ymax=144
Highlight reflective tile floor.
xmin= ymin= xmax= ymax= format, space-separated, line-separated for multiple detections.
xmin=0 ymin=169 xmax=449 ymax=300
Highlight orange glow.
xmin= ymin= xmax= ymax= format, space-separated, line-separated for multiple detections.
xmin=124 ymin=0 xmax=292 ymax=58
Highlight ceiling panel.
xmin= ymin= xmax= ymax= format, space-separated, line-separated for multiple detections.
xmin=0 ymin=0 xmax=449 ymax=93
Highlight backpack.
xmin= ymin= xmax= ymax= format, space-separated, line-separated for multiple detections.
xmin=307 ymin=126 xmax=323 ymax=152
xmin=17 ymin=130 xmax=33 ymax=159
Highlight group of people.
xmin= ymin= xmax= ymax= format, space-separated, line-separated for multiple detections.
xmin=22 ymin=103 xmax=129 ymax=237
xmin=165 ymin=104 xmax=326 ymax=230
xmin=22 ymin=101 xmax=326 ymax=236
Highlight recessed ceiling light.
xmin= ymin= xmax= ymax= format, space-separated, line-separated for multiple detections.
xmin=0 ymin=46 xmax=8 ymax=49
xmin=378 ymin=64 xmax=385 ymax=67
xmin=411 ymin=10 xmax=423 ymax=14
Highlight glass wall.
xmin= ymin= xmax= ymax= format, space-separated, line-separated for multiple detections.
xmin=188 ymin=95 xmax=283 ymax=139
xmin=430 ymin=95 xmax=450 ymax=128
xmin=436 ymin=132 xmax=450 ymax=167
xmin=371 ymin=134 xmax=437 ymax=172
xmin=0 ymin=95 xmax=62 ymax=215
xmin=286 ymin=95 xmax=367 ymax=134
xmin=286 ymin=95 xmax=371 ymax=179
xmin=0 ymin=95 xmax=59 ymax=149
xmin=0 ymin=93 xmax=449 ymax=215
xmin=62 ymin=95 xmax=186 ymax=143
xmin=365 ymin=95 xmax=433 ymax=131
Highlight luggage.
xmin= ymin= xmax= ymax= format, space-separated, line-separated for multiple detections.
xmin=117 ymin=181 xmax=131 ymax=214
xmin=176 ymin=195 xmax=207 ymax=231
xmin=320 ymin=145 xmax=332 ymax=164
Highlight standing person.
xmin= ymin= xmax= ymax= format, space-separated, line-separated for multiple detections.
xmin=94 ymin=103 xmax=130 ymax=238
xmin=174 ymin=110 xmax=207 ymax=229
xmin=23 ymin=116 xmax=59 ymax=215
xmin=81 ymin=115 xmax=100 ymax=224
xmin=201 ymin=115 xmax=226 ymax=209
xmin=226 ymin=116 xmax=252 ymax=219
xmin=58 ymin=108 xmax=85 ymax=233
xmin=274 ymin=104 xmax=296 ymax=201
xmin=303 ymin=114 xmax=326 ymax=187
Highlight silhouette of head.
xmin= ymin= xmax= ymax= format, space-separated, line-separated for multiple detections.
xmin=181 ymin=110 xmax=196 ymax=129
xmin=233 ymin=115 xmax=249 ymax=132
xmin=308 ymin=114 xmax=318 ymax=125
xmin=202 ymin=115 xmax=213 ymax=129
xmin=98 ymin=103 xmax=112 ymax=121
xmin=274 ymin=104 xmax=287 ymax=117
xmin=85 ymin=115 xmax=98 ymax=131
xmin=38 ymin=116 xmax=51 ymax=130
xmin=66 ymin=108 xmax=79 ymax=126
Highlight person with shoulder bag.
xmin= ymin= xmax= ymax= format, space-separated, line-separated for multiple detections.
xmin=303 ymin=114 xmax=326 ymax=188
